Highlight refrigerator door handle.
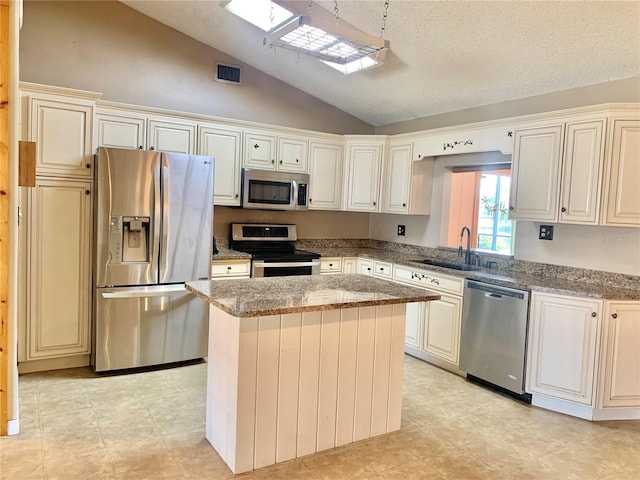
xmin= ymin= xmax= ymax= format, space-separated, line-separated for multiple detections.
xmin=101 ymin=285 xmax=187 ymax=299
xmin=152 ymin=163 xmax=162 ymax=281
xmin=159 ymin=162 xmax=170 ymax=283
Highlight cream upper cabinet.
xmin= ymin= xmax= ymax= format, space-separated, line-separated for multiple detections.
xmin=509 ymin=125 xmax=564 ymax=221
xmin=510 ymin=117 xmax=609 ymax=225
xmin=27 ymin=178 xmax=92 ymax=360
xmin=244 ymin=130 xmax=308 ymax=173
xmin=382 ymin=142 xmax=433 ymax=215
xmin=598 ymin=301 xmax=640 ymax=408
xmin=526 ymin=292 xmax=602 ymax=406
xmin=147 ymin=117 xmax=197 ymax=154
xmin=28 ymin=96 xmax=95 ymax=178
xmin=308 ymin=139 xmax=343 ymax=210
xmin=601 ymin=117 xmax=640 ymax=227
xmin=198 ymin=124 xmax=243 ymax=206
xmin=95 ymin=110 xmax=146 ymax=150
xmin=558 ymin=119 xmax=605 ymax=224
xmin=343 ymin=139 xmax=384 ymax=212
xmin=95 ymin=108 xmax=197 ymax=154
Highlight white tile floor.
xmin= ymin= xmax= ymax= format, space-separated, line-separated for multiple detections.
xmin=1 ymin=355 xmax=639 ymax=479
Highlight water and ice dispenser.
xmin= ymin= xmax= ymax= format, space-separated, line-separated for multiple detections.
xmin=109 ymin=216 xmax=150 ymax=263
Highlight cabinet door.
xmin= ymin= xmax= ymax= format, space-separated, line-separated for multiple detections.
xmin=422 ymin=293 xmax=462 ymax=365
xmin=600 ymin=302 xmax=640 ymax=408
xmin=341 ymin=257 xmax=358 ymax=273
xmin=30 ymin=97 xmax=94 ymax=178
xmin=28 ymin=179 xmax=91 ymax=359
xmin=244 ymin=131 xmax=277 ymax=170
xmin=308 ymin=140 xmax=343 ymax=210
xmin=345 ymin=142 xmax=383 ymax=212
xmin=278 ymin=136 xmax=308 ymax=173
xmin=383 ymin=143 xmax=411 ymax=214
xmin=199 ymin=125 xmax=243 ymax=206
xmin=357 ymin=258 xmax=373 ymax=276
xmin=559 ymin=120 xmax=605 ymax=224
xmin=601 ymin=118 xmax=640 ymax=226
xmin=405 ymin=302 xmax=423 ymax=349
xmin=148 ymin=118 xmax=197 ymax=154
xmin=527 ymin=293 xmax=601 ymax=405
xmin=509 ymin=125 xmax=563 ymax=221
xmin=95 ymin=112 xmax=146 ymax=150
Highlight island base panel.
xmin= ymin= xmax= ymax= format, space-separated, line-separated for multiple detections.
xmin=206 ymin=303 xmax=407 ymax=474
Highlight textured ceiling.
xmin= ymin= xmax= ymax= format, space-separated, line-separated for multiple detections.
xmin=120 ymin=0 xmax=640 ymax=127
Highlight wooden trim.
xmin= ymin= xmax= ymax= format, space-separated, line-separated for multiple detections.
xmin=1 ymin=0 xmax=11 ymax=437
xmin=18 ymin=141 xmax=35 ymax=187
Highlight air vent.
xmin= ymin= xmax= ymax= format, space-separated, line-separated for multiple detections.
xmin=215 ymin=62 xmax=242 ymax=85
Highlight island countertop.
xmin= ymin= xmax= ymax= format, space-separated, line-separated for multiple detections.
xmin=186 ymin=274 xmax=441 ymax=317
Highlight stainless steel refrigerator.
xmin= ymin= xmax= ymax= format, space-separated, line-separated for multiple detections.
xmin=92 ymin=147 xmax=214 ymax=372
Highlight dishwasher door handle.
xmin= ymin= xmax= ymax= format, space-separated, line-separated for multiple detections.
xmin=485 ymin=292 xmax=503 ymax=299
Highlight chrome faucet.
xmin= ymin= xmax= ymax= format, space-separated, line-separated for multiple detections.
xmin=458 ymin=226 xmax=472 ymax=265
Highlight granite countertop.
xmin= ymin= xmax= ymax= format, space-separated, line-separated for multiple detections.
xmin=211 ymin=246 xmax=252 ymax=261
xmin=186 ymin=274 xmax=441 ymax=318
xmin=310 ymin=248 xmax=639 ymax=300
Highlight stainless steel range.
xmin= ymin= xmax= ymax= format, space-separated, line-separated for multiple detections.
xmin=229 ymin=223 xmax=320 ymax=277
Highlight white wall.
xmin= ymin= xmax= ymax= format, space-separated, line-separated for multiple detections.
xmin=214 ymin=207 xmax=370 ymax=241
xmin=19 ymin=0 xmax=373 ymax=135
xmin=514 ymin=222 xmax=640 ymax=276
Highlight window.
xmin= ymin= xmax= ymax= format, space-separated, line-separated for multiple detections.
xmin=447 ymin=167 xmax=515 ymax=255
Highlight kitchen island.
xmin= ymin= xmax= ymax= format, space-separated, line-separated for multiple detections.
xmin=186 ymin=274 xmax=440 ymax=474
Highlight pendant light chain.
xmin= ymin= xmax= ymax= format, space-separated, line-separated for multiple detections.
xmin=380 ymin=0 xmax=390 ymax=38
xmin=334 ymin=1 xmax=340 ymax=25
xmin=307 ymin=0 xmax=313 ymax=16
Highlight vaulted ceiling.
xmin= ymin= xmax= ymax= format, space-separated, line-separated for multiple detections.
xmin=120 ymin=1 xmax=640 ymax=127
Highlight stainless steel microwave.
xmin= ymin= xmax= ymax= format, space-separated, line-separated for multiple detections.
xmin=241 ymin=168 xmax=309 ymax=210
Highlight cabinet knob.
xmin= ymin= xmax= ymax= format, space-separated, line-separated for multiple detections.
xmin=612 ymin=313 xmax=618 ymax=319
xmin=85 ymin=189 xmax=90 ymax=195
xmin=279 ymin=160 xmax=283 ymax=164
xmin=138 ymin=145 xmax=143 ymax=150
xmin=373 ymin=201 xmax=376 ymax=206
xmin=309 ymin=198 xmax=312 ymax=203
xmin=561 ymin=207 xmax=567 ymax=212
xmin=402 ymin=203 xmax=406 ymax=207
xmin=367 ymin=267 xmax=371 ymax=271
xmin=296 ymin=158 xmax=299 ymax=163
xmin=150 ymin=146 xmax=155 ymax=151
xmin=235 ymin=194 xmax=239 ymax=198
xmin=227 ymin=266 xmax=232 ymax=270
xmin=329 ymin=263 xmax=333 ymax=267
xmin=85 ymin=163 xmax=91 ymax=169
xmin=509 ymin=206 xmax=514 ymax=211
xmin=271 ymin=159 xmax=275 ymax=164
xmin=591 ymin=312 xmax=597 ymax=318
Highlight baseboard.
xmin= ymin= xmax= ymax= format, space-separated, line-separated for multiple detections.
xmin=593 ymin=407 xmax=640 ymax=421
xmin=7 ymin=419 xmax=19 ymax=436
xmin=531 ymin=395 xmax=595 ymax=420
xmin=18 ymin=354 xmax=90 ymax=374
xmin=404 ymin=346 xmax=466 ymax=377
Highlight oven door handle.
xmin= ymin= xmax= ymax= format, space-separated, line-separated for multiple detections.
xmin=253 ymin=260 xmax=321 ymax=268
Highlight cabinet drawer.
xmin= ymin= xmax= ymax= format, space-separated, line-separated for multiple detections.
xmin=393 ymin=265 xmax=463 ymax=295
xmin=373 ymin=260 xmax=392 ymax=279
xmin=320 ymin=257 xmax=342 ymax=274
xmin=211 ymin=259 xmax=251 ymax=278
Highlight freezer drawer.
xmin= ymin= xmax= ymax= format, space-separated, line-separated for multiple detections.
xmin=93 ymin=284 xmax=208 ymax=372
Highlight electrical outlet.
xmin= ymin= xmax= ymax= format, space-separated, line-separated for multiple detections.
xmin=539 ymin=225 xmax=554 ymax=240
xmin=397 ymin=225 xmax=406 ymax=236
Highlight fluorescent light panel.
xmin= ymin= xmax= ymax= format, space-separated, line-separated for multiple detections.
xmin=224 ymin=0 xmax=294 ymax=32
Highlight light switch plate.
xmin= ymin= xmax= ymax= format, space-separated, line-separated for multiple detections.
xmin=539 ymin=225 xmax=554 ymax=240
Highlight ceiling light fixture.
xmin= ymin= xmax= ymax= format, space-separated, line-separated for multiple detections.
xmin=224 ymin=0 xmax=294 ymax=32
xmin=264 ymin=1 xmax=391 ymax=75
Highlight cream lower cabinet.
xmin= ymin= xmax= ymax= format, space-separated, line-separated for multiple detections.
xmin=211 ymin=259 xmax=251 ymax=280
xmin=341 ymin=257 xmax=358 ymax=273
xmin=393 ymin=265 xmax=464 ymax=374
xmin=320 ymin=257 xmax=342 ymax=274
xmin=598 ymin=301 xmax=640 ymax=409
xmin=24 ymin=178 xmax=92 ymax=362
xmin=526 ymin=292 xmax=602 ymax=406
xmin=357 ymin=258 xmax=374 ymax=276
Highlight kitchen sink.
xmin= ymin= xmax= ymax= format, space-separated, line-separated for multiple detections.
xmin=417 ymin=259 xmax=480 ymax=271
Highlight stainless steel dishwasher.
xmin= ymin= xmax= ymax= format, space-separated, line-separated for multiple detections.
xmin=460 ymin=279 xmax=531 ymax=399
